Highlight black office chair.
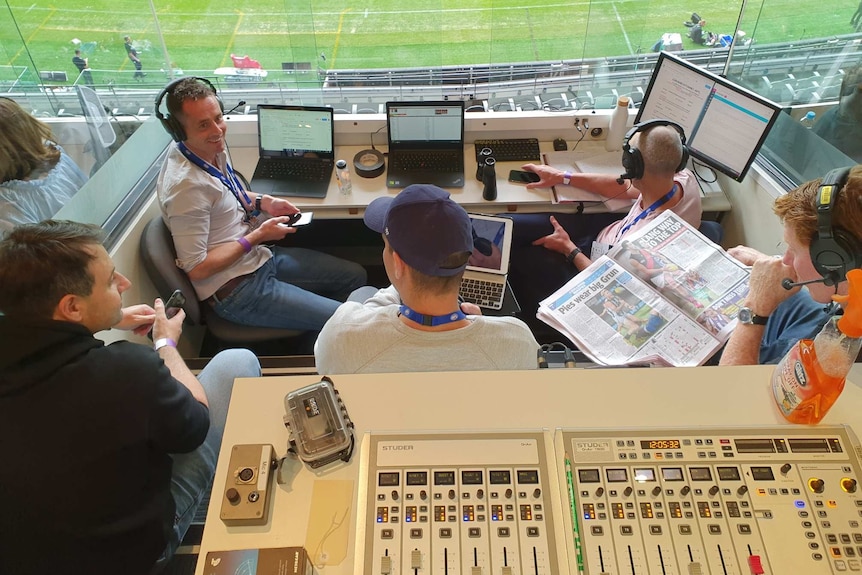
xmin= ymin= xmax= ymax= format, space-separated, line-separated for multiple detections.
xmin=139 ymin=215 xmax=310 ymax=356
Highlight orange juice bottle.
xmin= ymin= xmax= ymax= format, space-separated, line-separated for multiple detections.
xmin=771 ymin=269 xmax=862 ymax=424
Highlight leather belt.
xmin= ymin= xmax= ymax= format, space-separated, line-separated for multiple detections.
xmin=212 ymin=273 xmax=254 ymax=301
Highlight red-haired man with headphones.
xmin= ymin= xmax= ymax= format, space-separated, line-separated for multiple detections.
xmin=506 ymin=121 xmax=703 ymax=338
xmin=720 ymin=165 xmax=862 ymax=365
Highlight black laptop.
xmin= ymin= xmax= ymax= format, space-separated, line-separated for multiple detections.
xmin=249 ymin=104 xmax=334 ymax=198
xmin=386 ymin=101 xmax=465 ymax=188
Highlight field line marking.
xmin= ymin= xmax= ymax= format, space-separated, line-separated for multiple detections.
xmin=331 ymin=8 xmax=353 ymax=68
xmin=612 ymin=2 xmax=634 ymax=55
xmin=221 ymin=10 xmax=245 ymax=67
xmin=10 ymin=6 xmax=56 ymax=65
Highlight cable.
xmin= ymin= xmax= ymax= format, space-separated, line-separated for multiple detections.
xmin=571 ymin=118 xmax=589 ymax=153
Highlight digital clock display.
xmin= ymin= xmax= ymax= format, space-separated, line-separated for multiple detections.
xmin=640 ymin=439 xmax=681 ymax=450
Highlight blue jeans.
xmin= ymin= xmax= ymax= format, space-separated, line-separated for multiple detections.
xmin=153 ymin=348 xmax=261 ymax=572
xmin=759 ymin=289 xmax=833 ymax=364
xmin=212 ymin=247 xmax=367 ymax=331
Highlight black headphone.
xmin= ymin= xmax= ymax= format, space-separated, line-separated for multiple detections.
xmin=618 ymin=119 xmax=690 ymax=183
xmin=154 ymin=77 xmax=223 ymax=142
xmin=810 ymin=166 xmax=862 ymax=285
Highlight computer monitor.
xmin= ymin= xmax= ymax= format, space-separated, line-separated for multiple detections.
xmin=636 ymin=52 xmax=780 ymax=182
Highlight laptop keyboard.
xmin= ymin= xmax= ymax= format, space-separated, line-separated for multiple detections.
xmin=258 ymin=160 xmax=329 ymax=182
xmin=460 ymin=277 xmax=504 ymax=309
xmin=391 ymin=151 xmax=463 ymax=172
xmin=473 ymin=138 xmax=541 ymax=162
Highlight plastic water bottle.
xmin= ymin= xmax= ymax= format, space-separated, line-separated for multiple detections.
xmin=800 ymin=111 xmax=816 ymax=129
xmin=335 ymin=159 xmax=352 ymax=195
xmin=605 ymin=96 xmax=631 ymax=152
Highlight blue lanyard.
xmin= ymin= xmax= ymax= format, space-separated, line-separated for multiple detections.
xmin=399 ymin=304 xmax=467 ymax=327
xmin=617 ymin=184 xmax=677 ymax=239
xmin=177 ymin=142 xmax=254 ymax=213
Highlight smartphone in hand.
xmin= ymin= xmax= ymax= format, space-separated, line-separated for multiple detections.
xmin=164 ymin=289 xmax=186 ymax=319
xmin=280 ymin=212 xmax=314 ymax=227
xmin=508 ymin=170 xmax=541 ymax=184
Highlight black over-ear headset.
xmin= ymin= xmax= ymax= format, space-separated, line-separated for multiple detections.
xmin=810 ymin=166 xmax=862 ymax=285
xmin=618 ymin=119 xmax=690 ymax=183
xmin=154 ymin=77 xmax=223 ymax=142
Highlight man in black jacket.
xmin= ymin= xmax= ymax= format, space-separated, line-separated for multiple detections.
xmin=0 ymin=220 xmax=260 ymax=574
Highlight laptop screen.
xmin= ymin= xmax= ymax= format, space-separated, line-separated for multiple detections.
xmin=387 ymin=102 xmax=464 ymax=145
xmin=466 ymin=214 xmax=512 ymax=275
xmin=257 ymin=105 xmax=334 ymax=157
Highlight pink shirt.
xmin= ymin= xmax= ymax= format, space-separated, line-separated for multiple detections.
xmin=595 ymin=169 xmax=702 ymax=245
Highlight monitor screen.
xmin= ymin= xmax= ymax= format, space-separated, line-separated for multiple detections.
xmin=635 ymin=52 xmax=780 ymax=182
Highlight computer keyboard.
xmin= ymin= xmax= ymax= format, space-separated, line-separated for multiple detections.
xmin=258 ymin=160 xmax=329 ymax=182
xmin=460 ymin=277 xmax=505 ymax=310
xmin=473 ymin=138 xmax=541 ymax=163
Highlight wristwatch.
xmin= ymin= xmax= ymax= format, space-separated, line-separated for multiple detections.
xmin=565 ymin=247 xmax=582 ymax=265
xmin=562 ymin=171 xmax=573 ymax=186
xmin=738 ymin=307 xmax=769 ymax=325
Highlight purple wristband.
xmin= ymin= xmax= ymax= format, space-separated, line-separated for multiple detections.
xmin=237 ymin=236 xmax=252 ymax=253
xmin=153 ymin=338 xmax=177 ymax=351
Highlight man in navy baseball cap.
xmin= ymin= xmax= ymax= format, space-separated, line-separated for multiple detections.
xmin=314 ymin=184 xmax=539 ymax=374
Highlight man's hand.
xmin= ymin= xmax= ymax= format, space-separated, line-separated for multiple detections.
xmin=152 ymin=298 xmax=185 ymax=344
xmin=253 ymin=215 xmax=298 ymax=243
xmin=262 ymin=195 xmax=299 ymax=217
xmin=460 ymin=301 xmax=483 ymax=316
xmin=745 ymin=254 xmax=797 ymax=317
xmin=532 ymin=215 xmax=576 ymax=256
xmin=520 ymin=163 xmax=564 ymax=189
xmin=115 ymin=304 xmax=156 ymax=336
xmin=727 ymin=245 xmax=769 ymax=267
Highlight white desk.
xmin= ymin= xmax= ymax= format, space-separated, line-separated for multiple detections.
xmin=195 ymin=366 xmax=862 ymax=574
xmin=228 ymin=141 xmax=731 ymax=219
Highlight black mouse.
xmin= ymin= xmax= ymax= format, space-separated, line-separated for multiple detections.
xmin=553 ymin=138 xmax=567 ymax=151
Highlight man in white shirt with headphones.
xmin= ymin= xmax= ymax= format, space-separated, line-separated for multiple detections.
xmin=720 ymin=165 xmax=862 ymax=365
xmin=506 ymin=121 xmax=702 ymax=338
xmin=155 ymin=77 xmax=366 ymax=333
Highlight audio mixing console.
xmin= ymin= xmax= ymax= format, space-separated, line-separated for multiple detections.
xmin=356 ymin=426 xmax=862 ymax=575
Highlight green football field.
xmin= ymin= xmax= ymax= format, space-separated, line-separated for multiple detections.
xmin=1 ymin=0 xmax=857 ymax=85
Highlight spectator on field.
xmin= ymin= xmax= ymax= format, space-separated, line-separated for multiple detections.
xmin=72 ymin=49 xmax=94 ymax=86
xmin=0 ymin=98 xmax=87 ymax=238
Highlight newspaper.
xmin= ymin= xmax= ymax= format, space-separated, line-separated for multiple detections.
xmin=537 ymin=211 xmax=750 ymax=366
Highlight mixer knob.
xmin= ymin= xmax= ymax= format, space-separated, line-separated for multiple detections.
xmin=737 ymin=485 xmax=749 ymax=496
xmin=477 ymin=489 xmax=485 ymax=500
xmin=392 ymin=490 xmax=399 ymax=500
xmin=652 ymin=486 xmax=662 ymax=497
xmin=681 ymin=485 xmax=691 ymax=496
xmin=709 ymin=485 xmax=719 ymax=497
xmin=623 ymin=486 xmax=633 ymax=497
xmin=808 ymin=478 xmax=825 ymax=494
xmin=595 ymin=487 xmax=605 ymax=497
xmin=226 ymin=488 xmax=240 ymax=504
xmin=448 ymin=489 xmax=456 ymax=500
xmin=533 ymin=488 xmax=542 ymax=499
xmin=505 ymin=488 xmax=513 ymax=499
xmin=780 ymin=463 xmax=792 ymax=475
xmin=420 ymin=490 xmax=428 ymax=500
xmin=841 ymin=478 xmax=858 ymax=493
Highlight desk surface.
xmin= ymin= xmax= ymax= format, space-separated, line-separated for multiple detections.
xmin=194 ymin=366 xmax=862 ymax=574
xmin=229 ymin=140 xmax=731 ymax=218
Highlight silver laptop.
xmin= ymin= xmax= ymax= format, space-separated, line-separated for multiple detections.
xmin=460 ymin=214 xmax=513 ymax=310
xmin=249 ymin=104 xmax=334 ymax=198
xmin=386 ymin=101 xmax=465 ymax=188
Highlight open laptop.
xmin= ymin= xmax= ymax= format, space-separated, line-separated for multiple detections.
xmin=460 ymin=214 xmax=513 ymax=310
xmin=249 ymin=104 xmax=334 ymax=198
xmin=386 ymin=101 xmax=465 ymax=188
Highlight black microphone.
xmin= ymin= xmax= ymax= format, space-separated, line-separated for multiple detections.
xmin=781 ymin=275 xmax=835 ymax=290
xmin=224 ymin=100 xmax=247 ymax=115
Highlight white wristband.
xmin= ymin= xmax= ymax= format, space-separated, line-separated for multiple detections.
xmin=562 ymin=171 xmax=573 ymax=185
xmin=153 ymin=338 xmax=177 ymax=351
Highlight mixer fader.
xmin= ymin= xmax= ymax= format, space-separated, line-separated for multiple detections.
xmin=356 ymin=431 xmax=568 ymax=574
xmin=557 ymin=426 xmax=862 ymax=575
